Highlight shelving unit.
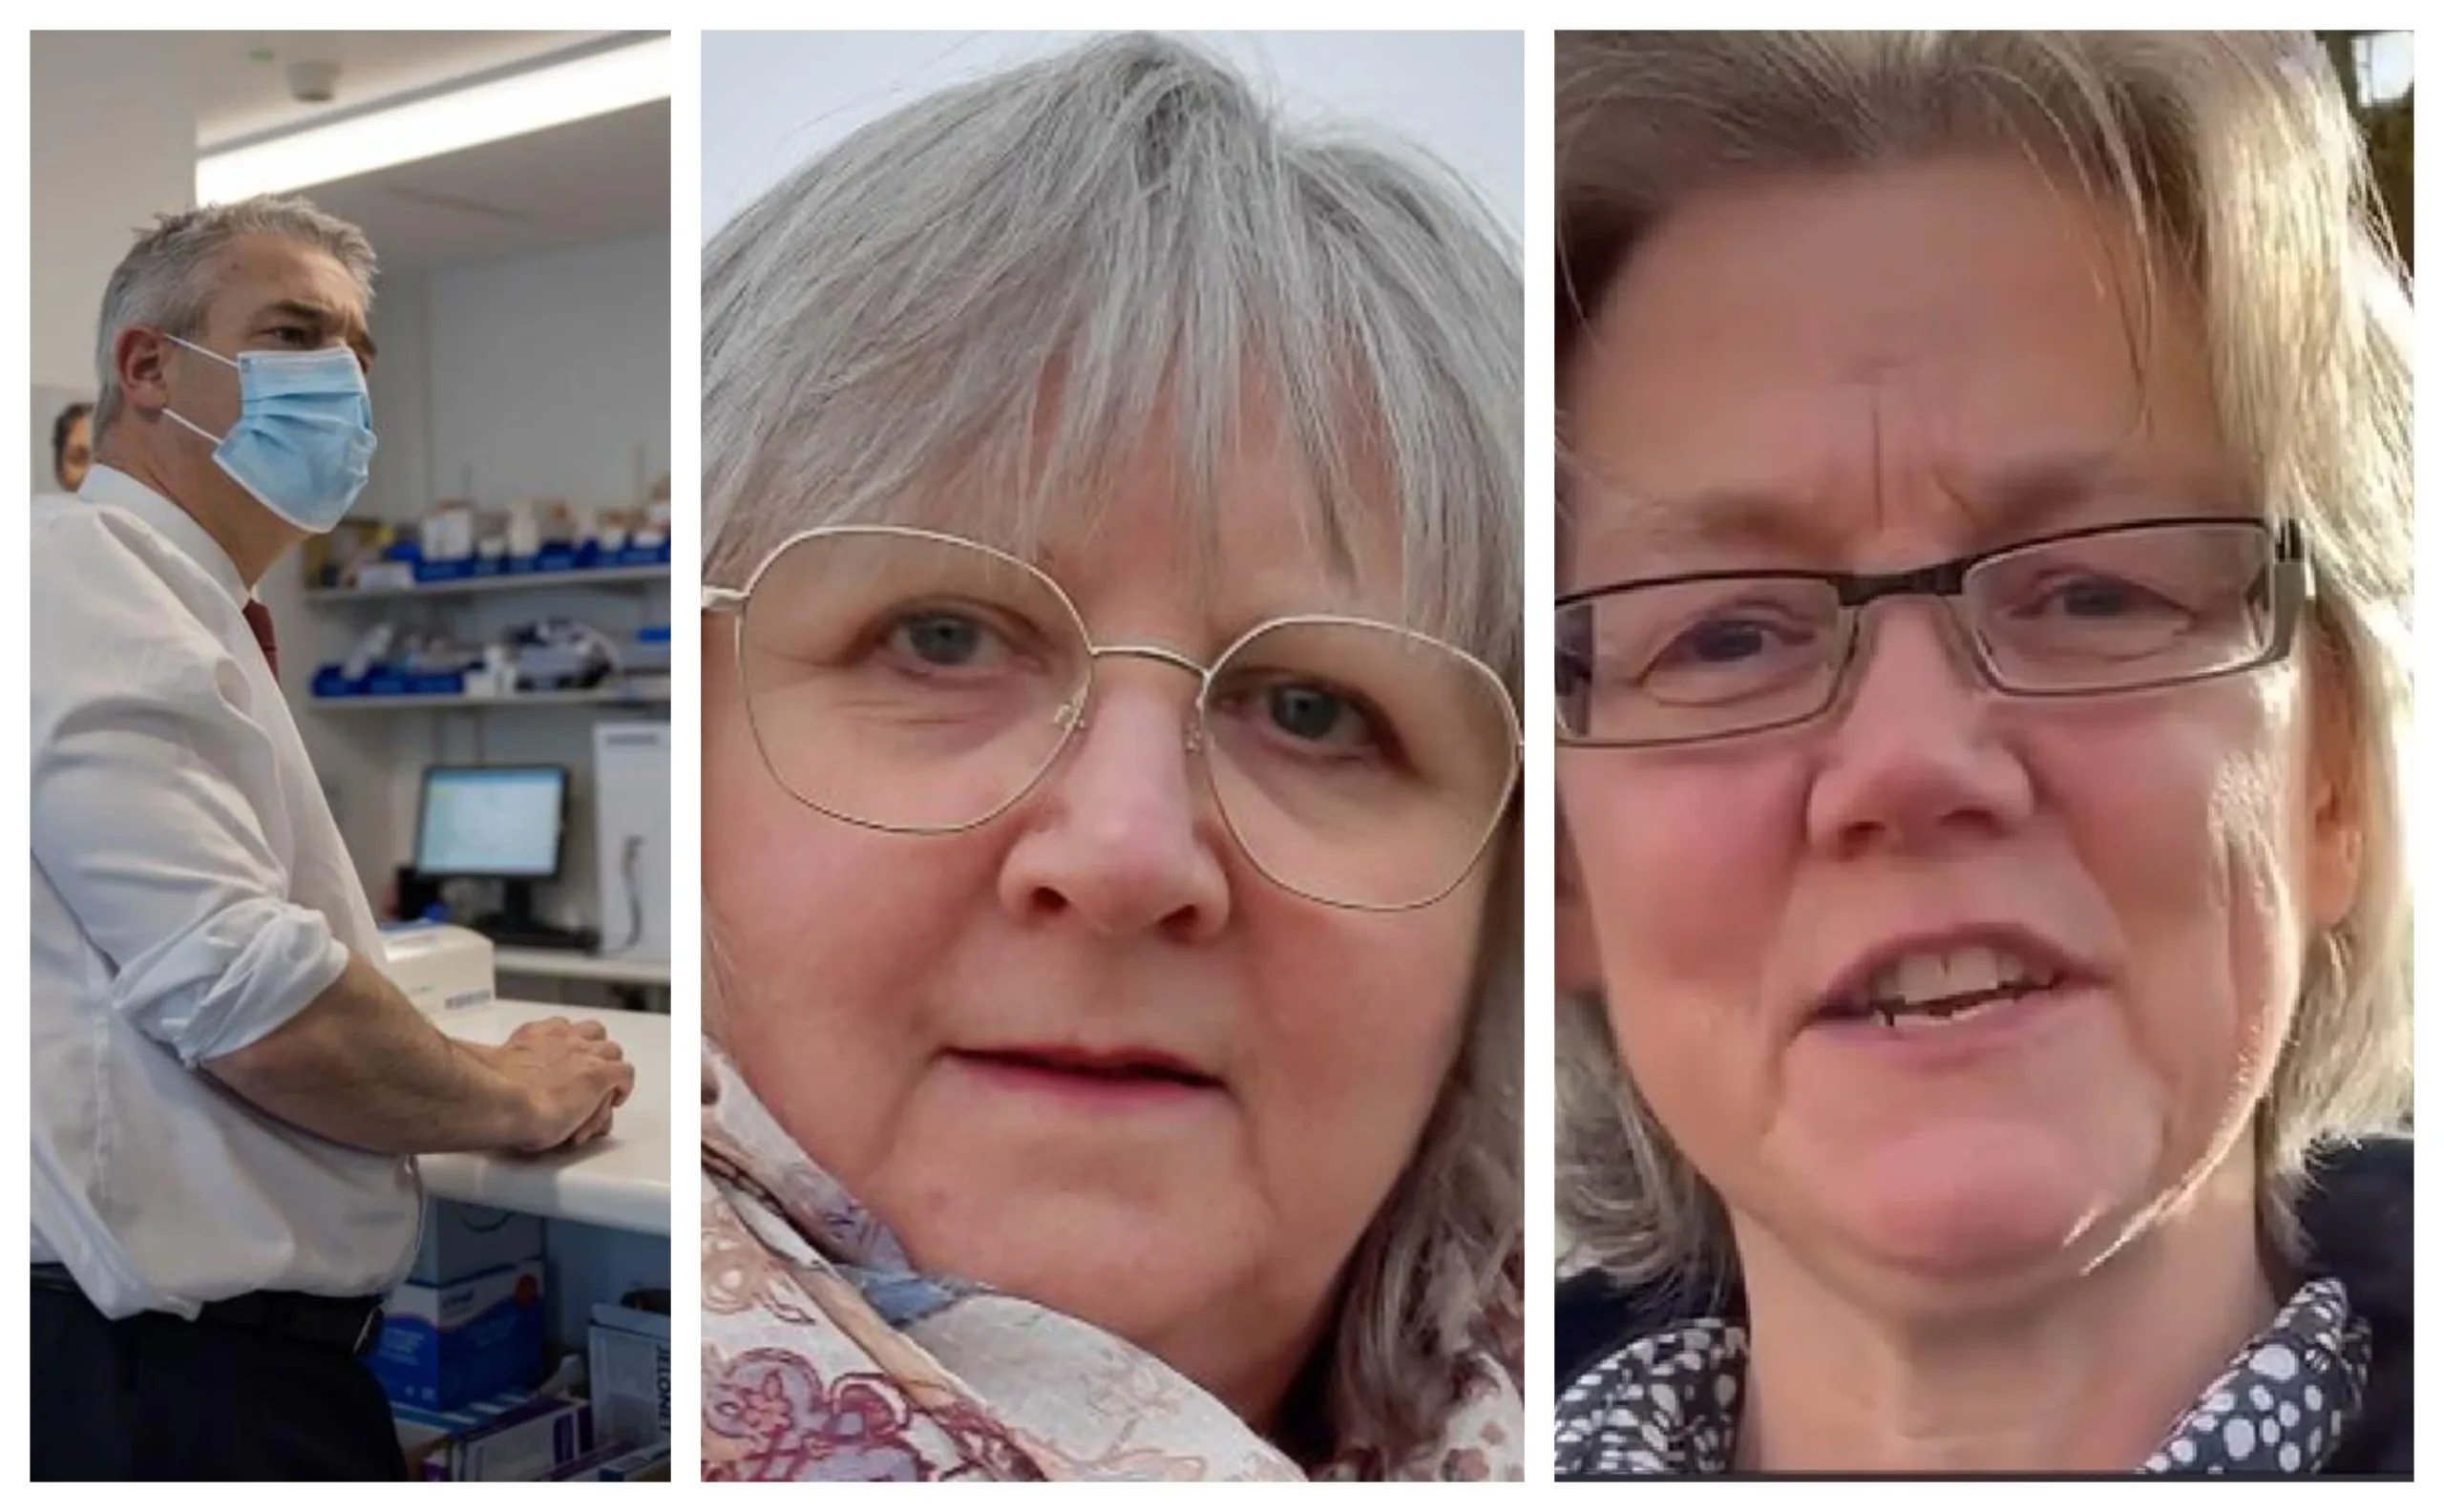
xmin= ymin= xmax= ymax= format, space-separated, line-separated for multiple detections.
xmin=304 ymin=558 xmax=670 ymax=715
xmin=310 ymin=689 xmax=670 ymax=713
xmin=298 ymin=544 xmax=672 ymax=1015
xmin=306 ymin=564 xmax=670 ymax=603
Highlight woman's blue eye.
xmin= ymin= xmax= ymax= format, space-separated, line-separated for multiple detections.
xmin=1668 ymin=620 xmax=1775 ymax=664
xmin=1269 ymin=684 xmax=1357 ymax=743
xmin=892 ymin=613 xmax=987 ymax=665
xmin=2051 ymin=578 xmax=2148 ymax=618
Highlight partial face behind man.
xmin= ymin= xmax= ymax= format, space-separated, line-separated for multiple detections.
xmin=55 ymin=410 xmax=92 ymax=492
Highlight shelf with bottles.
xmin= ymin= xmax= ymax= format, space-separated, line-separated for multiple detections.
xmin=306 ymin=562 xmax=670 ymax=603
xmin=301 ymin=488 xmax=674 ymax=602
xmin=309 ymin=620 xmax=670 ymax=713
xmin=306 ymin=689 xmax=671 ymax=714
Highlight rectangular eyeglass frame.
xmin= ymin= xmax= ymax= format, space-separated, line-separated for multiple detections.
xmin=1556 ymin=514 xmax=2314 ymax=749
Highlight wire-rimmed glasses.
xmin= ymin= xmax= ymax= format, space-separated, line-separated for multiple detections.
xmin=1557 ymin=516 xmax=2313 ymax=748
xmin=706 ymin=525 xmax=1523 ymax=911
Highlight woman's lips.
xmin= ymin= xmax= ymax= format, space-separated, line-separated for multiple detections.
xmin=1800 ymin=977 xmax=2100 ymax=1066
xmin=947 ymin=1048 xmax=1226 ymax=1110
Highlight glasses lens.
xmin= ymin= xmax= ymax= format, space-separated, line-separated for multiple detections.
xmin=1968 ymin=522 xmax=2278 ymax=692
xmin=736 ymin=530 xmax=1086 ymax=830
xmin=1202 ymin=620 xmax=1517 ymax=908
xmin=1558 ymin=577 xmax=1844 ymax=744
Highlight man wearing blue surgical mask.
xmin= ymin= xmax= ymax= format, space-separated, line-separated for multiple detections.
xmin=29 ymin=197 xmax=638 ymax=1480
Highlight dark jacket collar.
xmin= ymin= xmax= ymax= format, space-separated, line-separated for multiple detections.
xmin=2299 ymin=1137 xmax=2412 ymax=1474
xmin=1557 ymin=1135 xmax=2412 ymax=1476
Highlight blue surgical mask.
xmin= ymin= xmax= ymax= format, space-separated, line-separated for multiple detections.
xmin=163 ymin=335 xmax=377 ymax=533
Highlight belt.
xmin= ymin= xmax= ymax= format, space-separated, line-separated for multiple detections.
xmin=32 ymin=1264 xmax=387 ymax=1357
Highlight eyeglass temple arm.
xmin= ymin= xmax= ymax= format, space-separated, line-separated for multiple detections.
xmin=702 ymin=587 xmax=746 ymax=614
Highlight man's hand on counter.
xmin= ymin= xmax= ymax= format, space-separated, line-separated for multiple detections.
xmin=201 ymin=954 xmax=640 ymax=1157
xmin=479 ymin=1016 xmax=637 ymax=1154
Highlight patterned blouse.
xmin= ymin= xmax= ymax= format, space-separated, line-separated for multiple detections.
xmin=1556 ymin=1275 xmax=2370 ymax=1477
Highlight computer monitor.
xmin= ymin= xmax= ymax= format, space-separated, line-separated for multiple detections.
xmin=415 ymin=765 xmax=566 ymax=880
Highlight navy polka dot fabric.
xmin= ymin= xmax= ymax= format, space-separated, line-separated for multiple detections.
xmin=2138 ymin=1278 xmax=2369 ymax=1474
xmin=1556 ymin=1276 xmax=2368 ymax=1476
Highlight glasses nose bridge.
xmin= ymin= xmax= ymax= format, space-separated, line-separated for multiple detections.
xmin=1834 ymin=556 xmax=1995 ymax=695
xmin=1064 ymin=640 xmax=1213 ymax=752
xmin=1835 ymin=554 xmax=1972 ymax=612
xmin=1088 ymin=640 xmax=1210 ymax=680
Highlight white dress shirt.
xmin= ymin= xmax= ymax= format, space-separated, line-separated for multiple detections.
xmin=31 ymin=466 xmax=420 ymax=1319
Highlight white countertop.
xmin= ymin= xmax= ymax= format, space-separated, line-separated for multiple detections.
xmin=417 ymin=1000 xmax=670 ymax=1236
xmin=492 ymin=948 xmax=671 ymax=987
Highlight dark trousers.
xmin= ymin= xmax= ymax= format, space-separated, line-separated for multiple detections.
xmin=32 ymin=1285 xmax=410 ymax=1480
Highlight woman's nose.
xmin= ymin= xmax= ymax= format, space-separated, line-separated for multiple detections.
xmin=995 ymin=665 xmax=1233 ymax=939
xmin=1803 ymin=600 xmax=2035 ymax=859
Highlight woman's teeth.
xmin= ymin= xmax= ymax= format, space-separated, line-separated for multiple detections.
xmin=1844 ymin=944 xmax=2062 ymax=1024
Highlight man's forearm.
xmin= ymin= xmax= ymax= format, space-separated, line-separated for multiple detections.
xmin=201 ymin=953 xmax=532 ymax=1154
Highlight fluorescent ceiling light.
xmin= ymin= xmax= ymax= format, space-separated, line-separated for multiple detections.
xmin=197 ymin=35 xmax=670 ymax=202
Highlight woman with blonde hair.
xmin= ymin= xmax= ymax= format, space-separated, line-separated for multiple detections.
xmin=1553 ymin=32 xmax=2412 ymax=1476
xmin=701 ymin=34 xmax=1523 ymax=1480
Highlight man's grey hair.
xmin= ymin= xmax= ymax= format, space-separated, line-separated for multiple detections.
xmin=1557 ymin=31 xmax=2413 ymax=1292
xmin=705 ymin=32 xmax=1522 ymax=1460
xmin=93 ymin=194 xmax=376 ymax=430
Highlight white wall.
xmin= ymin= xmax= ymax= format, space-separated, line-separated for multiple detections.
xmin=290 ymin=235 xmax=673 ymax=929
xmin=701 ymin=31 xmax=1524 ymax=245
xmin=30 ymin=34 xmax=200 ymax=390
xmin=30 ymin=35 xmax=196 ymax=495
xmin=425 ymin=236 xmax=673 ymax=509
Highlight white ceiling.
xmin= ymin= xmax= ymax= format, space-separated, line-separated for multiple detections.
xmin=304 ymin=99 xmax=671 ymax=279
xmin=189 ymin=32 xmax=619 ymax=147
xmin=169 ymin=31 xmax=668 ymax=278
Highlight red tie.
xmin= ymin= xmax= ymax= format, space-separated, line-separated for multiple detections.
xmin=242 ymin=599 xmax=280 ymax=679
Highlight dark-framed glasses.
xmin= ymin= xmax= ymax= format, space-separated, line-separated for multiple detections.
xmin=706 ymin=525 xmax=1523 ymax=911
xmin=1557 ymin=515 xmax=2313 ymax=748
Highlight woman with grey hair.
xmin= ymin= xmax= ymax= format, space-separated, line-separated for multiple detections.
xmin=700 ymin=34 xmax=1523 ymax=1480
xmin=1553 ymin=32 xmax=2412 ymax=1477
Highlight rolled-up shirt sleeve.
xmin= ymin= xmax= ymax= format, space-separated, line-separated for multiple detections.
xmin=31 ymin=518 xmax=348 ymax=1066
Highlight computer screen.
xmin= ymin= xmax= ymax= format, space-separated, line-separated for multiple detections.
xmin=415 ymin=766 xmax=566 ymax=879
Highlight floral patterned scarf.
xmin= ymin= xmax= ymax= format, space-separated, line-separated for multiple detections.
xmin=700 ymin=1041 xmax=1524 ymax=1480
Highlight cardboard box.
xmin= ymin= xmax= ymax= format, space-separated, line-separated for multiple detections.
xmin=370 ymin=1259 xmax=546 ymax=1410
xmin=587 ymin=1302 xmax=671 ymax=1449
xmin=409 ymin=1201 xmax=542 ymax=1286
xmin=539 ymin=1442 xmax=634 ymax=1480
xmin=453 ymin=1396 xmax=595 ymax=1481
xmin=394 ymin=1392 xmax=531 ymax=1479
xmin=393 ymin=1391 xmax=530 ymax=1438
xmin=590 ymin=1441 xmax=671 ymax=1480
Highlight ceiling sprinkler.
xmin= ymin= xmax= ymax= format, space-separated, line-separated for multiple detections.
xmin=285 ymin=59 xmax=340 ymax=105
